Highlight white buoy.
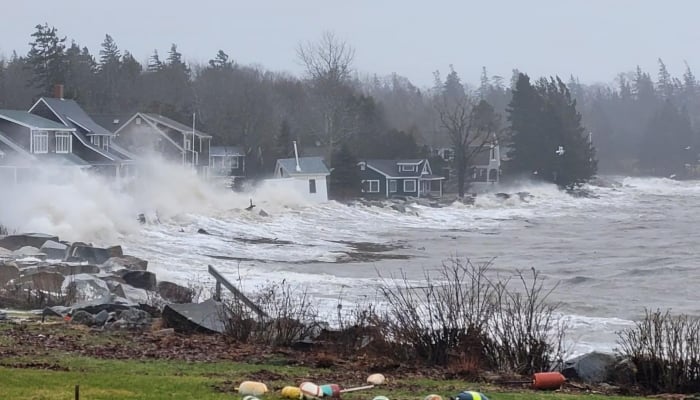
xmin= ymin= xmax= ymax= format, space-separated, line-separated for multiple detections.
xmin=238 ymin=381 xmax=269 ymax=396
xmin=367 ymin=373 xmax=386 ymax=385
xmin=300 ymin=382 xmax=322 ymax=399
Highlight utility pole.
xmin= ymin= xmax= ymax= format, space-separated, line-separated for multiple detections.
xmin=192 ymin=113 xmax=196 ymax=170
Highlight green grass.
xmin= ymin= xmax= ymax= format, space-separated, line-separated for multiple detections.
xmin=0 ymin=354 xmax=646 ymax=400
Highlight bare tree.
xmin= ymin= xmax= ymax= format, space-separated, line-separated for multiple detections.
xmin=434 ymin=67 xmax=500 ymax=197
xmin=297 ymin=31 xmax=357 ymax=164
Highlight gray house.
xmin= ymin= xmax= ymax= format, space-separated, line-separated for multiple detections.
xmin=28 ymin=93 xmax=135 ymax=178
xmin=358 ymin=159 xmax=444 ymax=199
xmin=210 ymin=146 xmax=245 ymax=179
xmin=113 ymin=112 xmax=211 ymax=174
xmin=0 ymin=109 xmax=89 ymax=183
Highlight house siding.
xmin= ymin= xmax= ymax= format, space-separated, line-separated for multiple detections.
xmin=360 ymin=167 xmax=387 ymax=198
xmin=115 ymin=120 xmax=182 ymax=162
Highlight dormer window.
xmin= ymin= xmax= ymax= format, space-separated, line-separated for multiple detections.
xmin=399 ymin=164 xmax=417 ymax=172
xmin=31 ymin=130 xmax=49 ymax=154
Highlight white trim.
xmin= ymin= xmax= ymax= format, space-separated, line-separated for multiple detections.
xmin=66 ymin=116 xmax=92 ymax=134
xmin=55 ymin=132 xmax=72 ymax=153
xmin=119 ymin=112 xmax=184 ymax=150
xmin=403 ymin=179 xmax=417 ymax=193
xmin=29 ymin=98 xmax=70 ymax=127
xmin=0 ymin=113 xmax=74 ymax=132
xmin=389 ymin=179 xmax=398 ymax=193
xmin=399 ymin=164 xmax=417 ymax=172
xmin=31 ymin=130 xmax=49 ymax=154
xmin=363 ymin=161 xmax=442 ymax=180
xmin=142 ymin=114 xmax=213 ymax=139
xmin=396 ymin=161 xmax=421 ymax=165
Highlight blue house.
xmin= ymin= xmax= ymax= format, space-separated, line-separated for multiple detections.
xmin=357 ymin=159 xmax=444 ymax=198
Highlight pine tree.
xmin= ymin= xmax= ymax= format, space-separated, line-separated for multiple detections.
xmin=98 ymin=34 xmax=121 ymax=68
xmin=639 ymin=100 xmax=695 ymax=176
xmin=147 ymin=50 xmax=162 ymax=72
xmin=26 ymin=23 xmax=67 ymax=95
xmin=330 ymin=143 xmax=360 ymax=200
xmin=657 ymin=58 xmax=674 ymax=99
xmin=209 ymin=50 xmax=233 ymax=69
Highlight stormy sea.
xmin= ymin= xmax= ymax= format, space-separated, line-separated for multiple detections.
xmin=2 ymin=160 xmax=698 ymax=357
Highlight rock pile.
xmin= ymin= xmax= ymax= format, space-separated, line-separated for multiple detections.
xmin=0 ymin=232 xmax=192 ymax=329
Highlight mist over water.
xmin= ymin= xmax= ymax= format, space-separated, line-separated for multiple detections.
xmin=2 ymin=161 xmax=698 ymax=356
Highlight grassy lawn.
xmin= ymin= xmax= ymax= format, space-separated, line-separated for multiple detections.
xmin=0 ymin=354 xmax=645 ymax=400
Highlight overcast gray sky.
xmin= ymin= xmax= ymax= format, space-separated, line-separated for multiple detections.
xmin=4 ymin=0 xmax=700 ymax=88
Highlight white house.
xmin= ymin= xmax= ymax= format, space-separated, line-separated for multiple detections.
xmin=271 ymin=151 xmax=330 ymax=203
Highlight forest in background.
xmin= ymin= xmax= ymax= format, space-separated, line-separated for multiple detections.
xmin=0 ymin=24 xmax=696 ymax=181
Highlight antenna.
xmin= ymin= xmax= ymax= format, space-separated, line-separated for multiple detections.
xmin=293 ymin=140 xmax=301 ymax=172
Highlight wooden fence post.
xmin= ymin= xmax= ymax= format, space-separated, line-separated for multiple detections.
xmin=75 ymin=385 xmax=80 ymax=400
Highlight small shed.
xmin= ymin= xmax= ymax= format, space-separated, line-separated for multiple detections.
xmin=272 ymin=156 xmax=330 ymax=203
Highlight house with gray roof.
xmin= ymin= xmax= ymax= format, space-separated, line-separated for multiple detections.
xmin=210 ymin=146 xmax=245 ymax=180
xmin=0 ymin=109 xmax=89 ymax=183
xmin=272 ymin=155 xmax=330 ymax=202
xmin=467 ymin=143 xmax=501 ymax=187
xmin=113 ymin=112 xmax=211 ymax=174
xmin=357 ymin=159 xmax=445 ymax=198
xmin=28 ymin=89 xmax=134 ymax=178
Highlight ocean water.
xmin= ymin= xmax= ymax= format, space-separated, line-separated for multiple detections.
xmin=2 ymin=160 xmax=698 ymax=356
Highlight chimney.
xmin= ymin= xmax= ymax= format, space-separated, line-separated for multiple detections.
xmin=53 ymin=84 xmax=64 ymax=99
xmin=293 ymin=141 xmax=301 ymax=172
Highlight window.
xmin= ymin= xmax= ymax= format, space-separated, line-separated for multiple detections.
xmin=184 ymin=139 xmax=192 ymax=150
xmin=231 ymin=156 xmax=239 ymax=169
xmin=309 ymin=179 xmax=317 ymax=194
xmin=490 ymin=146 xmax=496 ymax=161
xmin=101 ymin=136 xmax=109 ymax=150
xmin=55 ymin=133 xmax=72 ymax=153
xmin=31 ymin=130 xmax=48 ymax=154
xmin=91 ymin=135 xmax=99 ymax=146
xmin=404 ymin=179 xmax=417 ymax=192
xmin=360 ymin=163 xmax=365 ymax=171
xmin=399 ymin=164 xmax=416 ymax=172
xmin=135 ymin=117 xmax=142 ymax=125
xmin=389 ymin=180 xmax=397 ymax=193
xmin=362 ymin=180 xmax=380 ymax=193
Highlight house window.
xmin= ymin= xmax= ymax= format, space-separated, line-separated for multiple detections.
xmin=31 ymin=130 xmax=48 ymax=154
xmin=389 ymin=180 xmax=397 ymax=193
xmin=101 ymin=136 xmax=109 ymax=150
xmin=360 ymin=163 xmax=365 ymax=171
xmin=404 ymin=179 xmax=417 ymax=192
xmin=362 ymin=180 xmax=380 ymax=193
xmin=55 ymin=133 xmax=72 ymax=153
xmin=135 ymin=117 xmax=142 ymax=125
xmin=309 ymin=179 xmax=317 ymax=194
xmin=231 ymin=156 xmax=239 ymax=169
xmin=184 ymin=139 xmax=192 ymax=150
xmin=399 ymin=164 xmax=416 ymax=172
xmin=490 ymin=147 xmax=496 ymax=161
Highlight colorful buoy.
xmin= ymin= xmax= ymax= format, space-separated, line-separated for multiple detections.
xmin=367 ymin=373 xmax=386 ymax=385
xmin=452 ymin=391 xmax=490 ymax=400
xmin=300 ymin=382 xmax=323 ymax=399
xmin=237 ymin=381 xmax=269 ymax=396
xmin=282 ymin=386 xmax=303 ymax=399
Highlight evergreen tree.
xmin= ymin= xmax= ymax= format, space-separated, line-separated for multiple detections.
xmin=657 ymin=58 xmax=674 ymax=99
xmin=639 ymin=100 xmax=695 ymax=176
xmin=507 ymin=74 xmax=596 ymax=188
xmin=147 ymin=50 xmax=163 ymax=72
xmin=209 ymin=50 xmax=233 ymax=69
xmin=63 ymin=42 xmax=96 ymax=103
xmin=330 ymin=143 xmax=360 ymax=200
xmin=98 ymin=34 xmax=121 ymax=68
xmin=26 ymin=23 xmax=67 ymax=95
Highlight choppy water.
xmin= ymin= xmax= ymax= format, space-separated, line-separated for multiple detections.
xmin=3 ymin=164 xmax=697 ymax=356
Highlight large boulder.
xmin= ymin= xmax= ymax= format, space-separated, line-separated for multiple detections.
xmin=64 ymin=274 xmax=112 ymax=303
xmin=120 ymin=270 xmax=156 ymax=291
xmin=157 ymin=281 xmax=194 ymax=303
xmin=53 ymin=264 xmax=100 ymax=276
xmin=19 ymin=271 xmax=65 ymax=292
xmin=562 ymin=351 xmax=617 ymax=384
xmin=40 ymin=240 xmax=68 ymax=260
xmin=13 ymin=246 xmax=46 ymax=260
xmin=102 ymin=256 xmax=148 ymax=272
xmin=66 ymin=244 xmax=112 ymax=264
xmin=112 ymin=307 xmax=151 ymax=330
xmin=0 ymin=233 xmax=58 ymax=251
xmin=71 ymin=310 xmax=95 ymax=326
xmin=0 ymin=263 xmax=20 ymax=286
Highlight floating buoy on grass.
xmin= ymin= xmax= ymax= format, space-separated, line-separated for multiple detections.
xmin=373 ymin=396 xmax=390 ymax=400
xmin=451 ymin=391 xmax=490 ymax=400
xmin=300 ymin=382 xmax=323 ymax=399
xmin=532 ymin=372 xmax=566 ymax=390
xmin=282 ymin=386 xmax=303 ymax=399
xmin=424 ymin=395 xmax=443 ymax=400
xmin=237 ymin=381 xmax=269 ymax=396
xmin=367 ymin=373 xmax=386 ymax=385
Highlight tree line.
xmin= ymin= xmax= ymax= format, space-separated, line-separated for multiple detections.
xmin=30 ymin=24 xmax=700 ymax=191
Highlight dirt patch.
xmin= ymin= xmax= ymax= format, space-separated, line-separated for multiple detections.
xmin=0 ymin=361 xmax=69 ymax=371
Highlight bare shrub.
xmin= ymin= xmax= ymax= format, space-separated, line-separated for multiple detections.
xmin=378 ymin=257 xmax=494 ymax=366
xmin=617 ymin=309 xmax=700 ymax=393
xmin=484 ymin=268 xmax=567 ymax=375
xmin=333 ymin=294 xmax=386 ymax=355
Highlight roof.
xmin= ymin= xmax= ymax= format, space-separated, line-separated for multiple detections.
xmin=0 ymin=130 xmax=34 ymax=157
xmin=142 ymin=113 xmax=213 ymax=138
xmin=362 ymin=159 xmax=427 ymax=178
xmin=277 ymin=156 xmax=329 ymax=176
xmin=90 ymin=113 xmax=135 ymax=134
xmin=36 ymin=98 xmax=114 ymax=136
xmin=211 ymin=146 xmax=244 ymax=156
xmin=0 ymin=109 xmax=74 ymax=131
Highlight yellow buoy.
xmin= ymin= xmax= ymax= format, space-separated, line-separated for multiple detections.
xmin=237 ymin=381 xmax=269 ymax=396
xmin=282 ymin=386 xmax=303 ymax=399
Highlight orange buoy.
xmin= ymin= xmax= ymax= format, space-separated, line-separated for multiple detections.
xmin=532 ymin=372 xmax=565 ymax=390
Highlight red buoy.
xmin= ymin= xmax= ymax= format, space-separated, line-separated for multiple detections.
xmin=532 ymin=372 xmax=565 ymax=390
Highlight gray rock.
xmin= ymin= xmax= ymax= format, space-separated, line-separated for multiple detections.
xmin=258 ymin=209 xmax=269 ymax=217
xmin=390 ymin=204 xmax=406 ymax=213
xmin=562 ymin=351 xmax=617 ymax=384
xmin=40 ymin=240 xmax=68 ymax=260
xmin=0 ymin=233 xmax=58 ymax=251
xmin=0 ymin=310 xmax=6 ymax=320
xmin=64 ymin=274 xmax=112 ymax=303
xmin=53 ymin=264 xmax=100 ymax=276
xmin=0 ymin=263 xmax=20 ymax=286
xmin=19 ymin=271 xmax=64 ymax=292
xmin=117 ymin=307 xmax=151 ymax=329
xmin=94 ymin=309 xmax=110 ymax=326
xmin=66 ymin=244 xmax=111 ymax=264
xmin=121 ymin=270 xmax=156 ymax=291
xmin=13 ymin=246 xmax=46 ymax=259
xmin=71 ymin=310 xmax=95 ymax=326
xmin=157 ymin=281 xmax=194 ymax=303
xmin=102 ymin=256 xmax=147 ymax=272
